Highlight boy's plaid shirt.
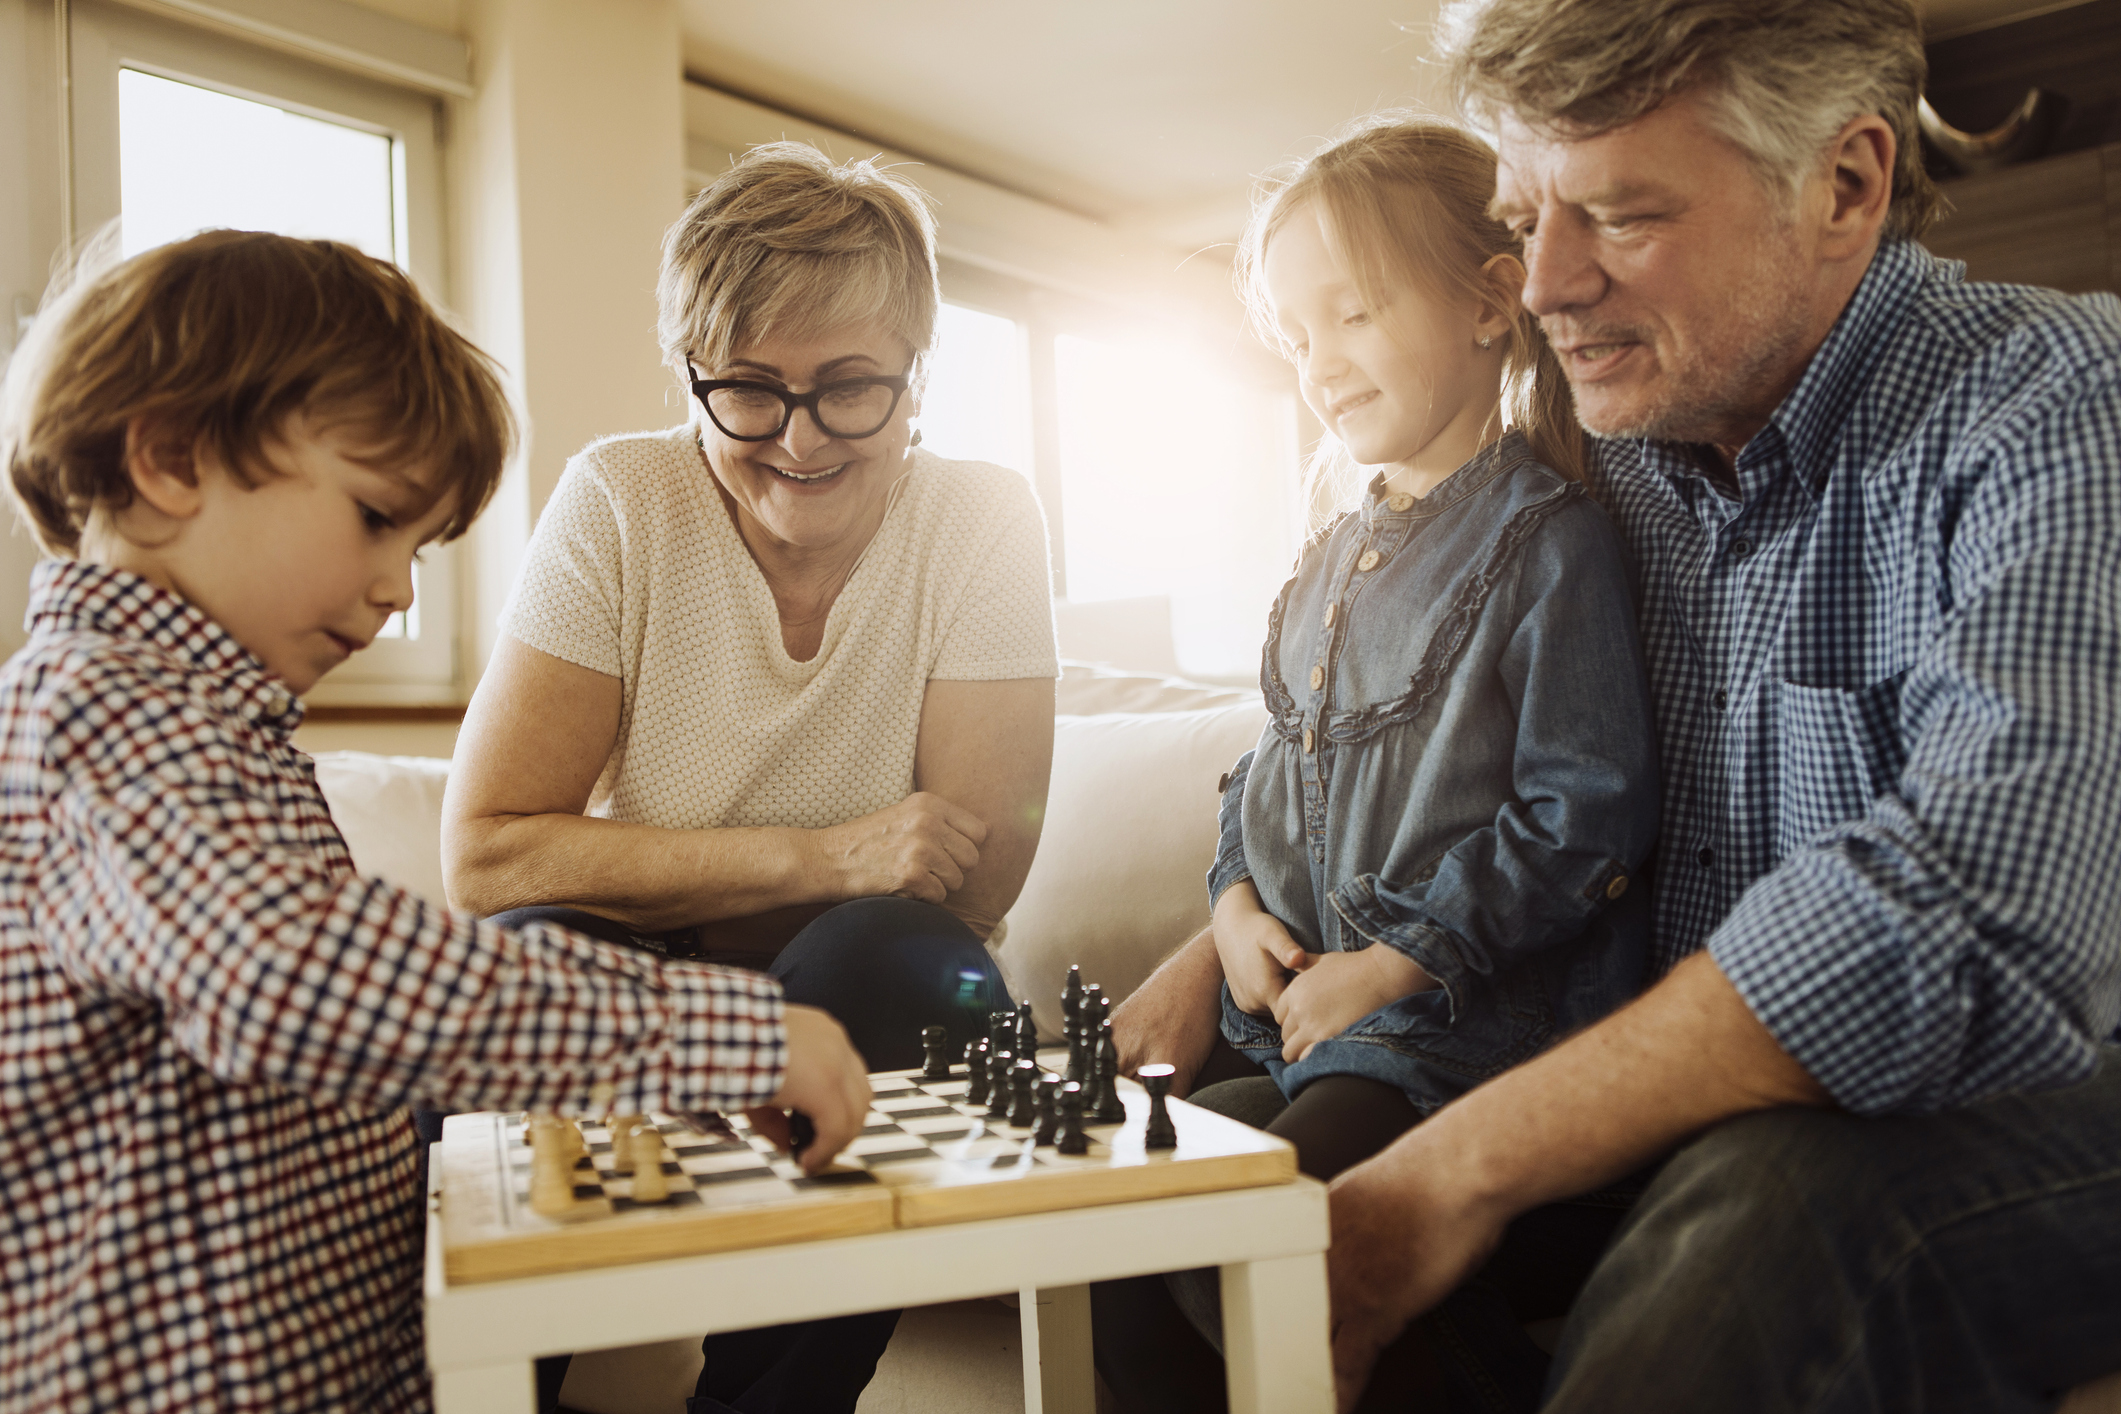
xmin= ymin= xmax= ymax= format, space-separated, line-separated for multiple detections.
xmin=0 ymin=561 xmax=787 ymax=1413
xmin=1590 ymin=240 xmax=2121 ymax=1116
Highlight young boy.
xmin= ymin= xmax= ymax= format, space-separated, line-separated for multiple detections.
xmin=0 ymin=230 xmax=872 ymax=1413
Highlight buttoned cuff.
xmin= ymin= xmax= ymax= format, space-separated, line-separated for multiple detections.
xmin=1329 ymin=874 xmax=1478 ymax=1019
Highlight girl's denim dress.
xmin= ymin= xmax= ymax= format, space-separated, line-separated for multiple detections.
xmin=1211 ymin=430 xmax=1660 ymax=1111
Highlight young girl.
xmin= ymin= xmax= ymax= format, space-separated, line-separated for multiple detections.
xmin=1094 ymin=118 xmax=1658 ymax=1413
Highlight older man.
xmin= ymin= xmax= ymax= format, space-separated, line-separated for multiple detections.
xmin=1328 ymin=0 xmax=2121 ymax=1408
xmin=1114 ymin=0 xmax=2121 ymax=1409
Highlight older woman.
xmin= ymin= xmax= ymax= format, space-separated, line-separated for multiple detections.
xmin=441 ymin=141 xmax=1056 ymax=1413
xmin=443 ymin=143 xmax=1055 ymax=1071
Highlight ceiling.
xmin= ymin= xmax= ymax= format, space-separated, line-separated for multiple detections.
xmin=679 ymin=0 xmax=2090 ymax=253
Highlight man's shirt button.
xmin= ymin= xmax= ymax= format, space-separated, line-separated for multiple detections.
xmin=1713 ymin=689 xmax=1729 ymax=711
xmin=1357 ymin=550 xmax=1382 ymax=572
xmin=1730 ymin=537 xmax=1754 ymax=559
xmin=1698 ymin=847 xmax=1715 ymax=868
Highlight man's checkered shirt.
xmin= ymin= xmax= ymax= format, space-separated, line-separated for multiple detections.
xmin=0 ymin=561 xmax=788 ymax=1413
xmin=1589 ymin=239 xmax=2121 ymax=1116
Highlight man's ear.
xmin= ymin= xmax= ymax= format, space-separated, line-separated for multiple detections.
xmin=121 ymin=419 xmax=205 ymax=521
xmin=1819 ymin=113 xmax=1895 ymax=262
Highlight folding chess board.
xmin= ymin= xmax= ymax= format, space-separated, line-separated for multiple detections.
xmin=436 ymin=1065 xmax=1296 ymax=1284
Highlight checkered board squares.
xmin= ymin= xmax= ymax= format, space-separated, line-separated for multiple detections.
xmin=436 ymin=1066 xmax=1295 ymax=1285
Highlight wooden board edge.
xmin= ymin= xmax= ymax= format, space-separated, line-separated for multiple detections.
xmin=890 ymin=1147 xmax=1298 ymax=1229
xmin=443 ymin=1186 xmax=896 ymax=1285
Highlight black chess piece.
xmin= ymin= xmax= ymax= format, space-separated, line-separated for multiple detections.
xmin=989 ymin=1009 xmax=1013 ymax=1047
xmin=920 ymin=1025 xmax=951 ymax=1081
xmin=1014 ymin=1000 xmax=1038 ymax=1058
xmin=1006 ymin=1058 xmax=1039 ymax=1128
xmin=1139 ymin=1063 xmax=1178 ymax=1150
xmin=1056 ymin=1082 xmax=1089 ymax=1155
xmin=1034 ymin=1074 xmax=1063 ymax=1144
xmin=985 ymin=1047 xmax=1015 ymax=1119
xmin=1065 ymin=1010 xmax=1091 ymax=1083
xmin=964 ymin=1036 xmax=991 ymax=1105
xmin=1061 ymin=964 xmax=1085 ymax=1028
xmin=1090 ymin=1021 xmax=1126 ymax=1124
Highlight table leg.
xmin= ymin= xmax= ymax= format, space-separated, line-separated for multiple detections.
xmin=430 ymin=1358 xmax=536 ymax=1413
xmin=1221 ymin=1253 xmax=1333 ymax=1414
xmin=1017 ymin=1283 xmax=1095 ymax=1414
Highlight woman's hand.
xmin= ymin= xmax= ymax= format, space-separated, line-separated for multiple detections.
xmin=1274 ymin=947 xmax=1434 ymax=1063
xmin=813 ymin=792 xmax=989 ymax=904
xmin=745 ymin=1004 xmax=871 ymax=1176
xmin=1213 ymin=881 xmax=1308 ymax=1016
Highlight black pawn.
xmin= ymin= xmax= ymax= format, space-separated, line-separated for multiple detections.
xmin=1090 ymin=1023 xmax=1126 ymax=1124
xmin=985 ymin=1048 xmax=1015 ymax=1119
xmin=963 ymin=1036 xmax=991 ymax=1105
xmin=988 ymin=1009 xmax=1013 ymax=1047
xmin=1034 ymin=1074 xmax=1062 ymax=1145
xmin=1014 ymin=1001 xmax=1038 ymax=1058
xmin=1006 ymin=1058 xmax=1039 ymax=1128
xmin=920 ymin=1025 xmax=951 ymax=1081
xmin=1056 ymin=1082 xmax=1089 ymax=1155
xmin=1065 ymin=1012 xmax=1091 ymax=1083
xmin=1139 ymin=1063 xmax=1178 ymax=1149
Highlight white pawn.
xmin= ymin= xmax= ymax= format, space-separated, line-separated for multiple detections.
xmin=609 ymin=1114 xmax=648 ymax=1173
xmin=527 ymin=1114 xmax=576 ymax=1217
xmin=628 ymin=1122 xmax=669 ymax=1203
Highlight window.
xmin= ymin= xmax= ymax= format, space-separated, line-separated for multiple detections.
xmin=69 ymin=1 xmax=453 ymax=703
xmin=920 ymin=302 xmax=1032 ymax=474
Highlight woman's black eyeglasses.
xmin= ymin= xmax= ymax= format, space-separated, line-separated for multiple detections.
xmin=688 ymin=366 xmax=911 ymax=443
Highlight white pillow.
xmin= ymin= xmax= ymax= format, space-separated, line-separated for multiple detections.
xmin=310 ymin=751 xmax=453 ymax=908
xmin=1055 ymin=659 xmax=1261 ymax=716
xmin=994 ymin=702 xmax=1269 ymax=1041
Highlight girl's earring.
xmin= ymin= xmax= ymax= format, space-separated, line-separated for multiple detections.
xmin=1478 ymin=335 xmax=1494 ymax=350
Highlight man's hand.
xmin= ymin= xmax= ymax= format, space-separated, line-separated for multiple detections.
xmin=813 ymin=792 xmax=988 ymax=904
xmin=746 ymin=1004 xmax=871 ymax=1175
xmin=1273 ymin=946 xmax=1435 ymax=1062
xmin=1111 ymin=925 xmax=1225 ymax=1098
xmin=1325 ymin=1138 xmax=1508 ymax=1413
xmin=1213 ymin=881 xmax=1307 ymax=1016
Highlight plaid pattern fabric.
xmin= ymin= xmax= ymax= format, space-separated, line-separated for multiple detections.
xmin=1588 ymin=240 xmax=2121 ymax=1116
xmin=1 ymin=561 xmax=787 ymax=1413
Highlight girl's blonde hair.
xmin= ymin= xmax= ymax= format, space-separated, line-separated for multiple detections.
xmin=1235 ymin=115 xmax=1582 ymax=518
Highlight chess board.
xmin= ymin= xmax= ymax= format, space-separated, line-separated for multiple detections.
xmin=436 ymin=1065 xmax=1296 ymax=1284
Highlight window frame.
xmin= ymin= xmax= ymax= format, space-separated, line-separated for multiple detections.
xmin=68 ymin=0 xmax=461 ymax=705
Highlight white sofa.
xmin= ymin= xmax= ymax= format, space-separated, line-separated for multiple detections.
xmin=313 ymin=661 xmax=1267 ymax=1414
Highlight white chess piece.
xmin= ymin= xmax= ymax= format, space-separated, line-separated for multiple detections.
xmin=610 ymin=1114 xmax=647 ymax=1173
xmin=527 ymin=1114 xmax=576 ymax=1217
xmin=628 ymin=1122 xmax=669 ymax=1203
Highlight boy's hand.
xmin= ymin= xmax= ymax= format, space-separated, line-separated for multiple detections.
xmin=1213 ymin=881 xmax=1308 ymax=1016
xmin=746 ymin=1004 xmax=871 ymax=1175
xmin=1273 ymin=947 xmax=1434 ymax=1063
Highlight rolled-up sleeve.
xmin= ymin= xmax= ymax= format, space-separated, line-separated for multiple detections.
xmin=1712 ymin=370 xmax=2121 ymax=1115
xmin=1206 ymin=749 xmax=1256 ymax=906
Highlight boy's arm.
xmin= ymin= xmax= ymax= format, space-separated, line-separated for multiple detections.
xmin=46 ymin=695 xmax=786 ymax=1121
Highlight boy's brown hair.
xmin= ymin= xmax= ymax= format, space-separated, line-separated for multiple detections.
xmin=2 ymin=229 xmax=515 ymax=556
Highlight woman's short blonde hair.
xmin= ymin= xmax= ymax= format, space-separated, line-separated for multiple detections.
xmin=659 ymin=142 xmax=940 ymax=389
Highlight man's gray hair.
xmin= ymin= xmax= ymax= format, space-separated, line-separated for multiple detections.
xmin=659 ymin=141 xmax=939 ymax=387
xmin=1437 ymin=0 xmax=1942 ymax=241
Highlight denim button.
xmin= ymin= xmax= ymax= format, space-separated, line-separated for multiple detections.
xmin=1303 ymin=728 xmax=1316 ymax=754
xmin=1323 ymin=602 xmax=1337 ymax=628
xmin=1357 ymin=550 xmax=1382 ymax=571
xmin=1606 ymin=875 xmax=1629 ymax=900
xmin=1698 ymin=847 xmax=1715 ymax=868
xmin=1386 ymin=493 xmax=1414 ymax=512
xmin=1217 ymin=772 xmax=1231 ymax=795
xmin=1730 ymin=537 xmax=1754 ymax=559
xmin=1309 ymin=665 xmax=1324 ymax=690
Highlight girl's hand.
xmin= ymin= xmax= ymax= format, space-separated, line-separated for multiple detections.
xmin=1213 ymin=881 xmax=1309 ymax=1015
xmin=1272 ymin=947 xmax=1434 ymax=1062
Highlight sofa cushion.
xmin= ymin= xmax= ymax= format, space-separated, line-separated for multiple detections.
xmin=1055 ymin=659 xmax=1260 ymax=716
xmin=311 ymin=751 xmax=453 ymax=908
xmin=993 ymin=701 xmax=1267 ymax=1041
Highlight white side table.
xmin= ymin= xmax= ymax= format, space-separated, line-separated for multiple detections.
xmin=423 ymin=1164 xmax=1332 ymax=1414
